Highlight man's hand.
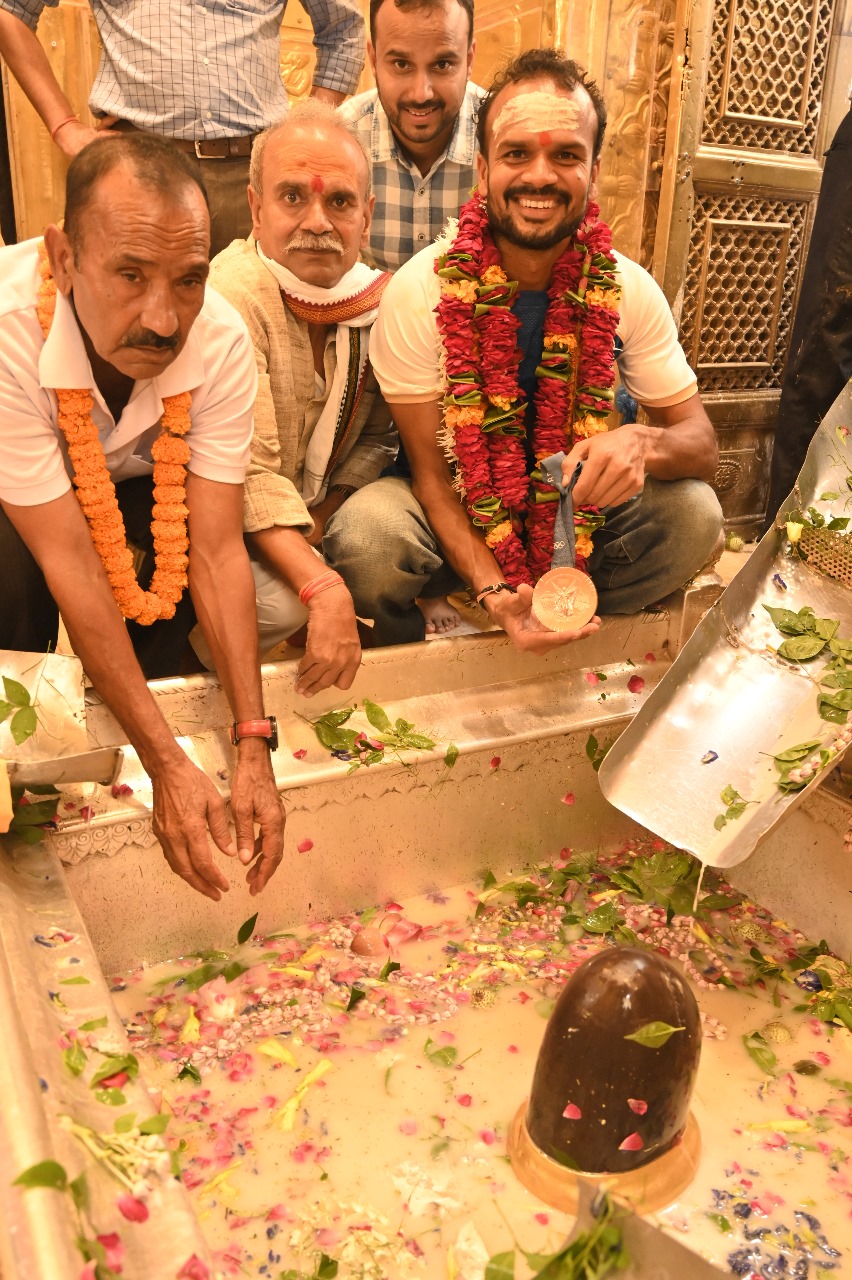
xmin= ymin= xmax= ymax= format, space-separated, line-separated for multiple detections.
xmin=230 ymin=740 xmax=286 ymax=895
xmin=295 ymin=585 xmax=362 ymax=697
xmin=563 ymin=426 xmax=648 ymax=510
xmin=485 ymin=584 xmax=600 ymax=655
xmin=151 ymin=756 xmax=240 ymax=901
xmin=53 ymin=118 xmax=119 ymax=157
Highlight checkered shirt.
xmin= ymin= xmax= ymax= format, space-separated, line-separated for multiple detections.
xmin=340 ymin=81 xmax=485 ymax=273
xmin=4 ymin=0 xmax=365 ymax=138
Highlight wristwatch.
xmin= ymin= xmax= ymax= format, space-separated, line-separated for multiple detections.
xmin=229 ymin=716 xmax=279 ymax=751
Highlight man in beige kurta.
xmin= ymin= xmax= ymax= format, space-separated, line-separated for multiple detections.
xmin=207 ymin=102 xmax=397 ymax=697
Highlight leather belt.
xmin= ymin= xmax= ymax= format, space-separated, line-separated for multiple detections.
xmin=111 ymin=121 xmax=257 ymax=160
xmin=170 ymin=135 xmax=257 ymax=160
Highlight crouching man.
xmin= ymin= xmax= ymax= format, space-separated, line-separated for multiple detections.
xmin=0 ymin=135 xmax=284 ymax=900
xmin=208 ymin=102 xmax=397 ymax=696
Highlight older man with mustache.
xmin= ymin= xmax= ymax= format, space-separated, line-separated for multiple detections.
xmin=207 ymin=102 xmax=397 ymax=698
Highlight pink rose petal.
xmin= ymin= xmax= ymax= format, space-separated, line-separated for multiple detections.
xmin=562 ymin=1103 xmax=582 ymax=1120
xmin=534 ymin=1212 xmax=550 ymax=1225
xmin=508 ymin=1044 xmax=519 ymax=1053
xmin=297 ymin=838 xmax=314 ymax=853
xmin=177 ymin=1257 xmax=211 ymax=1280
xmin=456 ymin=1094 xmax=473 ymax=1107
xmin=627 ymin=1098 xmax=648 ymax=1115
xmin=644 ymin=652 xmax=656 ymax=662
xmin=116 ymin=1193 xmax=149 ymax=1223
xmin=96 ymin=1233 xmax=125 ymax=1272
xmin=561 ymin=792 xmax=575 ymax=805
xmin=814 ymin=1051 xmax=831 ymax=1066
xmin=627 ymin=675 xmax=645 ymax=693
xmin=489 ymin=756 xmax=501 ymax=769
xmin=398 ymin=1118 xmax=418 ymax=1135
xmin=293 ymin=748 xmax=308 ymax=760
xmin=478 ymin=1128 xmax=496 ymax=1145
xmin=618 ymin=1132 xmax=644 ymax=1151
xmin=585 ymin=672 xmax=599 ymax=685
xmin=111 ymin=783 xmax=133 ymax=798
xmin=79 ymin=1264 xmax=97 ymax=1280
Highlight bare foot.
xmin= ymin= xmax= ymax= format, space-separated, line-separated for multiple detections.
xmin=417 ymin=595 xmax=461 ymax=634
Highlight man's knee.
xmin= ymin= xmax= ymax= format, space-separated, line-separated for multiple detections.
xmin=324 ymin=479 xmax=434 ymax=565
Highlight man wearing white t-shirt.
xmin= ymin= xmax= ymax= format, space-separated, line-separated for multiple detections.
xmin=0 ymin=134 xmax=284 ymax=900
xmin=325 ymin=50 xmax=722 ymax=651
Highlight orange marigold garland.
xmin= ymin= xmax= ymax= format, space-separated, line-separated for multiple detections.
xmin=36 ymin=241 xmax=191 ymax=624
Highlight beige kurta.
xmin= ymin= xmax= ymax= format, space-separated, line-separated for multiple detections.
xmin=208 ymin=236 xmax=397 ymax=536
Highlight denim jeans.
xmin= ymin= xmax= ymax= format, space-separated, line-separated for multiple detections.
xmin=323 ymin=475 xmax=723 ymax=646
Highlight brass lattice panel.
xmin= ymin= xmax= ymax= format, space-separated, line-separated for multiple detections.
xmin=701 ymin=0 xmax=833 ymax=154
xmin=679 ymin=191 xmax=810 ymax=392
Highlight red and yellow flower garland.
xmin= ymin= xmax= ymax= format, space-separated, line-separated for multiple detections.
xmin=434 ymin=194 xmax=621 ymax=587
xmin=36 ymin=241 xmax=191 ymax=625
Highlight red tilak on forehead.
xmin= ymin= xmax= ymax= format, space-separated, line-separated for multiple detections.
xmin=539 ymin=131 xmax=552 ymax=147
xmin=310 ymin=175 xmax=325 ymax=194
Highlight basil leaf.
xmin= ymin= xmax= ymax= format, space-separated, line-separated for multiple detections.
xmin=830 ymin=637 xmax=852 ymax=661
xmin=222 ymin=960 xmax=248 ymax=983
xmin=114 ymin=1113 xmax=137 ymax=1133
xmin=774 ymin=740 xmax=822 ymax=763
xmin=317 ymin=1257 xmax=339 ymax=1280
xmin=139 ymin=1114 xmax=170 ymax=1135
xmin=762 ymin=605 xmax=806 ymax=635
xmin=583 ymin=902 xmax=620 ymax=934
xmin=424 ymin=1036 xmax=457 ymax=1067
xmin=444 ymin=743 xmax=459 ymax=767
xmin=347 ymin=985 xmax=367 ymax=1011
xmin=814 ymin=617 xmax=841 ymax=641
xmin=624 ymin=1021 xmax=685 ymax=1048
xmin=63 ymin=1041 xmax=87 ymax=1076
xmin=69 ymin=1173 xmax=89 ymax=1213
xmin=177 ymin=1061 xmax=202 ymax=1084
xmin=484 ymin=1251 xmax=516 ymax=1280
xmin=94 ymin=1087 xmax=127 ymax=1106
xmin=178 ymin=963 xmax=219 ymax=992
xmin=378 ymin=959 xmax=400 ymax=981
xmin=79 ymin=1017 xmax=108 ymax=1032
xmin=90 ymin=1053 xmax=138 ymax=1088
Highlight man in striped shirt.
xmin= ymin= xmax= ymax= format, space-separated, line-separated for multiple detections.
xmin=0 ymin=0 xmax=366 ymax=254
xmin=340 ymin=0 xmax=483 ymax=274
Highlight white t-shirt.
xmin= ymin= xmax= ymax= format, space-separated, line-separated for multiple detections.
xmin=0 ymin=238 xmax=257 ymax=508
xmin=370 ymin=242 xmax=697 ymax=409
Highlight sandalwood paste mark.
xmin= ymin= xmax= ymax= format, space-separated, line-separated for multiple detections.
xmin=492 ymin=91 xmax=583 ymax=145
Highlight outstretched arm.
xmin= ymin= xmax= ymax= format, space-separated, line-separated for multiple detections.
xmin=186 ymin=474 xmax=285 ymax=894
xmin=393 ymin=399 xmax=600 ymax=654
xmin=1 ymin=489 xmax=241 ymax=899
xmin=0 ymin=9 xmax=112 ymax=155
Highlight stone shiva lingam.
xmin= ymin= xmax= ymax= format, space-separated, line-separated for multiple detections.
xmin=508 ymin=946 xmax=702 ymax=1213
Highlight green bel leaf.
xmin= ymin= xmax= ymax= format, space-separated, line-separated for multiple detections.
xmin=317 ymin=1257 xmax=339 ymax=1279
xmin=583 ymin=902 xmax=620 ymax=935
xmin=94 ymin=1087 xmax=127 ymax=1106
xmin=138 ymin=1114 xmax=170 ymax=1135
xmin=0 ymin=699 xmax=14 ymax=724
xmin=13 ymin=1159 xmax=68 ymax=1191
xmin=79 ymin=1017 xmax=108 ymax=1032
xmin=830 ymin=637 xmax=852 ymax=661
xmin=762 ymin=605 xmax=807 ymax=635
xmin=63 ymin=1040 xmax=87 ymax=1076
xmin=720 ymin=783 xmax=741 ymax=806
xmin=713 ymin=814 xmax=728 ymax=831
xmin=624 ymin=1021 xmax=685 ymax=1048
xmin=237 ymin=912 xmax=258 ymax=946
xmin=11 ymin=797 xmax=60 ymax=826
xmin=585 ymin=733 xmax=599 ymax=762
xmin=378 ymin=958 xmax=401 ymax=981
xmin=742 ymin=1030 xmax=777 ymax=1076
xmin=10 ymin=706 xmax=37 ymax=746
xmin=69 ymin=1172 xmax=89 ymax=1213
xmin=398 ymin=731 xmax=436 ymax=751
xmin=90 ymin=1053 xmax=138 ymax=1089
xmin=2 ymin=676 xmax=31 ymax=707
xmin=778 ymin=635 xmax=828 ymax=662
xmin=222 ymin=960 xmax=248 ymax=984
xmin=424 ymin=1035 xmax=458 ymax=1067
xmin=774 ymin=740 xmax=822 ymax=764
xmin=59 ymin=975 xmax=90 ymax=986
xmin=484 ymin=1251 xmax=516 ymax=1280
xmin=178 ymin=963 xmax=219 ymax=992
xmin=444 ymin=743 xmax=459 ymax=767
xmin=114 ymin=1113 xmax=137 ymax=1134
xmin=347 ymin=985 xmax=367 ymax=1012
xmin=363 ymin=699 xmax=392 ymax=733
xmin=177 ymin=1060 xmax=202 ymax=1085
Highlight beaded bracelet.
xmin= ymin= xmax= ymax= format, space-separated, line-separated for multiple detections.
xmin=298 ymin=570 xmax=346 ymax=606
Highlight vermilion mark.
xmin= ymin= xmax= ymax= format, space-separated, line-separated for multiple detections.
xmin=539 ymin=130 xmax=552 ymax=146
xmin=310 ymin=174 xmax=325 ymax=193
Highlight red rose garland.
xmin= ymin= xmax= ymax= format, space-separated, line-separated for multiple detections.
xmin=435 ymin=193 xmax=621 ymax=587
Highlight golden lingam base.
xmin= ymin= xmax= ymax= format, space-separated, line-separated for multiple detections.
xmin=508 ymin=1101 xmax=701 ymax=1215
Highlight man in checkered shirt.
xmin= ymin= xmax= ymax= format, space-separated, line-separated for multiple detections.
xmin=340 ymin=0 xmax=484 ymax=273
xmin=0 ymin=0 xmax=366 ymax=255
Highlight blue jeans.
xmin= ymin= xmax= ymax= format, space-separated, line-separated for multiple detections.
xmin=323 ymin=475 xmax=723 ymax=646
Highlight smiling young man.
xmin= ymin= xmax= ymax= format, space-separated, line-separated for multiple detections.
xmin=0 ymin=133 xmax=284 ymax=899
xmin=207 ymin=102 xmax=397 ymax=697
xmin=324 ymin=50 xmax=723 ymax=650
xmin=339 ymin=0 xmax=483 ymax=273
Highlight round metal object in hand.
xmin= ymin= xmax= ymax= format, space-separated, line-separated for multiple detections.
xmin=531 ymin=566 xmax=598 ymax=631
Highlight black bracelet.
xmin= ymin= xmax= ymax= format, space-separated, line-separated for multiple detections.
xmin=473 ymin=581 xmax=517 ymax=606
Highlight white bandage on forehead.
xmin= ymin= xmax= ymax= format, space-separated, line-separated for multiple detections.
xmin=491 ymin=90 xmax=583 ymax=142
